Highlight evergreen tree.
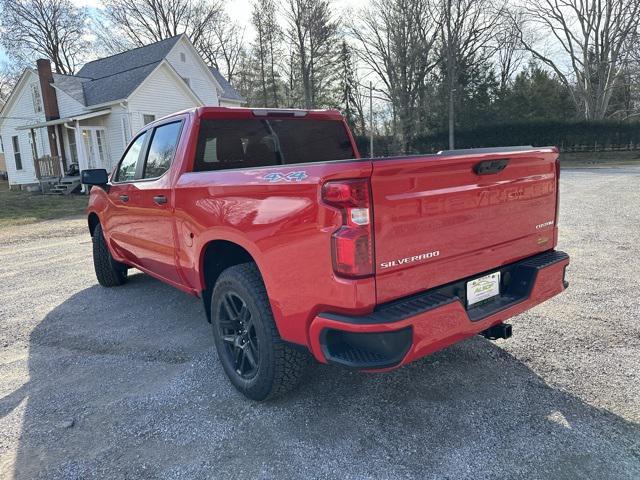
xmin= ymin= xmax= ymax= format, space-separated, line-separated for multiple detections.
xmin=336 ymin=41 xmax=365 ymax=134
xmin=495 ymin=63 xmax=576 ymax=122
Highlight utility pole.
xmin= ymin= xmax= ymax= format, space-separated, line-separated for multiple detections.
xmin=446 ymin=0 xmax=455 ymax=150
xmin=369 ymin=81 xmax=374 ymax=158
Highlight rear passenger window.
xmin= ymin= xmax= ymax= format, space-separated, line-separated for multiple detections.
xmin=194 ymin=118 xmax=355 ymax=172
xmin=115 ymin=131 xmax=147 ymax=182
xmin=143 ymin=121 xmax=182 ymax=179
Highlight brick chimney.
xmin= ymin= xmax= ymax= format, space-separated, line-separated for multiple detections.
xmin=36 ymin=59 xmax=64 ymax=167
xmin=36 ymin=59 xmax=60 ymax=121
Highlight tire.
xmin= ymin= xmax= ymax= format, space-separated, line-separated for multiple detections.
xmin=92 ymin=223 xmax=128 ymax=287
xmin=211 ymin=263 xmax=308 ymax=401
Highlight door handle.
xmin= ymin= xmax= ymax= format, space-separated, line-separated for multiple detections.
xmin=153 ymin=195 xmax=167 ymax=205
xmin=119 ymin=194 xmax=129 ymax=202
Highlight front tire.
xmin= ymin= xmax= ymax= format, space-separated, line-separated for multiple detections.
xmin=92 ymin=223 xmax=128 ymax=287
xmin=211 ymin=263 xmax=308 ymax=401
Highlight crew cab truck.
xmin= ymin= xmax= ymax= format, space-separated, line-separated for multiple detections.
xmin=82 ymin=107 xmax=569 ymax=400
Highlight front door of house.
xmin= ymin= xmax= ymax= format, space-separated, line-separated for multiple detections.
xmin=82 ymin=128 xmax=111 ymax=171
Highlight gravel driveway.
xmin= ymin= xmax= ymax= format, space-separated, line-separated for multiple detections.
xmin=1 ymin=167 xmax=639 ymax=479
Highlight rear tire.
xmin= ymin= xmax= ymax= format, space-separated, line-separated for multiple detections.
xmin=211 ymin=263 xmax=308 ymax=401
xmin=92 ymin=223 xmax=128 ymax=287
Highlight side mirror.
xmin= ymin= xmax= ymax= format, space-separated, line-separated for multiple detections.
xmin=81 ymin=168 xmax=109 ymax=186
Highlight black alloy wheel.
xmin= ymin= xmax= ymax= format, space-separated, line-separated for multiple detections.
xmin=210 ymin=263 xmax=309 ymax=400
xmin=217 ymin=292 xmax=260 ymax=378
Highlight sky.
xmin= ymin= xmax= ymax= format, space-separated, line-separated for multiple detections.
xmin=73 ymin=0 xmax=369 ymax=35
xmin=1 ymin=0 xmax=563 ymax=87
xmin=1 ymin=0 xmax=367 ymax=66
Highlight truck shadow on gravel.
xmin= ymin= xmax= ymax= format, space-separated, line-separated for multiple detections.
xmin=3 ymin=273 xmax=640 ymax=479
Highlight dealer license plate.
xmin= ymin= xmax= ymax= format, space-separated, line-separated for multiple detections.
xmin=467 ymin=272 xmax=501 ymax=307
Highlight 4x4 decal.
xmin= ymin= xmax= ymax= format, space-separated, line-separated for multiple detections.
xmin=262 ymin=171 xmax=309 ymax=183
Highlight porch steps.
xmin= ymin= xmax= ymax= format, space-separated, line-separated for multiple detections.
xmin=45 ymin=176 xmax=81 ymax=196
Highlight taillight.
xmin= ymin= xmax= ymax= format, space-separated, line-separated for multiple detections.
xmin=322 ymin=179 xmax=374 ymax=278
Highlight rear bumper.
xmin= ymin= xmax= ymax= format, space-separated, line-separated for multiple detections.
xmin=309 ymin=250 xmax=569 ymax=369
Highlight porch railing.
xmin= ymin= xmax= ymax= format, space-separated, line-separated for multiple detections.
xmin=34 ymin=155 xmax=62 ymax=180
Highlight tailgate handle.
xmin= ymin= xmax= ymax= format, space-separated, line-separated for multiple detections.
xmin=474 ymin=159 xmax=509 ymax=175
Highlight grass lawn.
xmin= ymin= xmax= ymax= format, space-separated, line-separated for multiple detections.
xmin=0 ymin=181 xmax=88 ymax=228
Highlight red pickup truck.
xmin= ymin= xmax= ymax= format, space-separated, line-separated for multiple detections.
xmin=82 ymin=107 xmax=569 ymax=400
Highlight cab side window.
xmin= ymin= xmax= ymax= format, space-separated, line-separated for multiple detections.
xmin=142 ymin=121 xmax=182 ymax=179
xmin=115 ymin=132 xmax=147 ymax=182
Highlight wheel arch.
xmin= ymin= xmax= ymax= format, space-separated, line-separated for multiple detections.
xmin=88 ymin=212 xmax=100 ymax=236
xmin=199 ymin=239 xmax=261 ymax=323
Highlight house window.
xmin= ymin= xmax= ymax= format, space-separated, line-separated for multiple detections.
xmin=67 ymin=129 xmax=78 ymax=163
xmin=121 ymin=116 xmax=131 ymax=144
xmin=95 ymin=129 xmax=110 ymax=167
xmin=180 ymin=52 xmax=186 ymax=62
xmin=31 ymin=84 xmax=43 ymax=113
xmin=28 ymin=130 xmax=38 ymax=160
xmin=12 ymin=136 xmax=22 ymax=170
xmin=142 ymin=114 xmax=156 ymax=126
xmin=181 ymin=76 xmax=190 ymax=87
xmin=82 ymin=130 xmax=96 ymax=168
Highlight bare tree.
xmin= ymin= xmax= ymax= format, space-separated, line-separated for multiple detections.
xmin=609 ymin=66 xmax=640 ymax=120
xmin=494 ymin=10 xmax=526 ymax=91
xmin=91 ymin=14 xmax=131 ymax=56
xmin=251 ymin=0 xmax=283 ymax=107
xmin=513 ymin=0 xmax=640 ymax=120
xmin=608 ymin=35 xmax=640 ymax=121
xmin=100 ymin=0 xmax=223 ymax=53
xmin=200 ymin=15 xmax=246 ymax=83
xmin=351 ymin=0 xmax=440 ymax=152
xmin=281 ymin=44 xmax=301 ymax=107
xmin=0 ymin=0 xmax=88 ymax=74
xmin=284 ymin=0 xmax=339 ymax=109
xmin=0 ymin=62 xmax=21 ymax=102
xmin=439 ymin=0 xmax=503 ymax=148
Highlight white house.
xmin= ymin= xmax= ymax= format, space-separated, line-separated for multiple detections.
xmin=0 ymin=35 xmax=244 ymax=188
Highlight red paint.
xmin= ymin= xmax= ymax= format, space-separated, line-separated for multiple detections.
xmin=371 ymin=149 xmax=560 ymax=303
xmin=308 ymin=259 xmax=569 ymax=366
xmin=88 ymin=107 xmax=568 ymax=369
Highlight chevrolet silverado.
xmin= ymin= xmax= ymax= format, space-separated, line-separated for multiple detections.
xmin=82 ymin=107 xmax=569 ymax=400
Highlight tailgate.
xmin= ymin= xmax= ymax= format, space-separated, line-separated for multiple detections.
xmin=371 ymin=147 xmax=559 ymax=303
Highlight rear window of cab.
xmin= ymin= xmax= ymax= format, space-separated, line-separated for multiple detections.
xmin=194 ymin=118 xmax=355 ymax=171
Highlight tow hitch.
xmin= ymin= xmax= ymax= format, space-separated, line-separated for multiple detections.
xmin=481 ymin=323 xmax=512 ymax=340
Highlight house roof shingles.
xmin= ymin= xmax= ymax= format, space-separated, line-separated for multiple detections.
xmin=51 ymin=73 xmax=91 ymax=105
xmin=57 ymin=35 xmax=184 ymax=107
xmin=82 ymin=63 xmax=159 ymax=106
xmin=209 ymin=67 xmax=245 ymax=102
xmin=76 ymin=36 xmax=181 ymax=79
xmin=50 ymin=35 xmax=242 ymax=107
